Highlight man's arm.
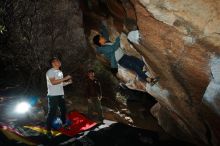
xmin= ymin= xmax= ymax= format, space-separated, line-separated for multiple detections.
xmin=100 ymin=24 xmax=110 ymax=41
xmin=112 ymin=36 xmax=120 ymax=51
xmin=63 ymin=79 xmax=72 ymax=86
xmin=49 ymin=75 xmax=71 ymax=85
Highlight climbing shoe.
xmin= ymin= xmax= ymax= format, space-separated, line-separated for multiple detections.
xmin=146 ymin=77 xmax=159 ymax=86
xmin=150 ymin=77 xmax=160 ymax=86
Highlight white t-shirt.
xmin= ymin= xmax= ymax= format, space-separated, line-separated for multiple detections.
xmin=46 ymin=68 xmax=64 ymax=96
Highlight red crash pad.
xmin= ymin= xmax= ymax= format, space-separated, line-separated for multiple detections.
xmin=59 ymin=111 xmax=97 ymax=136
xmin=25 ymin=111 xmax=97 ymax=137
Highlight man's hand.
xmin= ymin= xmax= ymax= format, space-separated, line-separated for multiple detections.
xmin=49 ymin=75 xmax=72 ymax=85
xmin=122 ymin=24 xmax=129 ymax=33
xmin=101 ymin=20 xmax=107 ymax=27
xmin=63 ymin=75 xmax=72 ymax=81
xmin=88 ymin=99 xmax=92 ymax=104
xmin=63 ymin=79 xmax=72 ymax=86
xmin=68 ymin=79 xmax=73 ymax=84
xmin=98 ymin=96 xmax=103 ymax=101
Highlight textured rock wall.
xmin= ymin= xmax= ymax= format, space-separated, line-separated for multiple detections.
xmin=82 ymin=0 xmax=220 ymax=145
xmin=131 ymin=1 xmax=220 ymax=145
xmin=0 ymin=0 xmax=87 ymax=93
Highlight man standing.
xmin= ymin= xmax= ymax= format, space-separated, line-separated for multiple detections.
xmin=85 ymin=69 xmax=104 ymax=122
xmin=46 ymin=57 xmax=72 ymax=137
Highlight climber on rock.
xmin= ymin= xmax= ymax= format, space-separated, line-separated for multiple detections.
xmin=93 ymin=24 xmax=159 ymax=85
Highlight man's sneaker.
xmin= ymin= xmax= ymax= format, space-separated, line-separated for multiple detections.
xmin=46 ymin=131 xmax=53 ymax=139
xmin=146 ymin=77 xmax=160 ymax=86
xmin=150 ymin=77 xmax=160 ymax=86
xmin=62 ymin=121 xmax=72 ymax=130
xmin=98 ymin=117 xmax=104 ymax=123
xmin=62 ymin=124 xmax=70 ymax=130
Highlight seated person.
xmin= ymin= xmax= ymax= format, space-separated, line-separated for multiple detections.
xmin=93 ymin=24 xmax=158 ymax=85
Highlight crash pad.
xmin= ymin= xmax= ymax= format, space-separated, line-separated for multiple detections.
xmin=25 ymin=111 xmax=97 ymax=137
xmin=0 ymin=124 xmax=37 ymax=145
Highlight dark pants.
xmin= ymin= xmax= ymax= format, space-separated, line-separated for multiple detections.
xmin=88 ymin=97 xmax=103 ymax=120
xmin=111 ymin=68 xmax=118 ymax=77
xmin=47 ymin=95 xmax=66 ymax=131
xmin=118 ymin=55 xmax=147 ymax=81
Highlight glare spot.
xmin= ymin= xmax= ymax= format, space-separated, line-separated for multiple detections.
xmin=15 ymin=102 xmax=31 ymax=114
